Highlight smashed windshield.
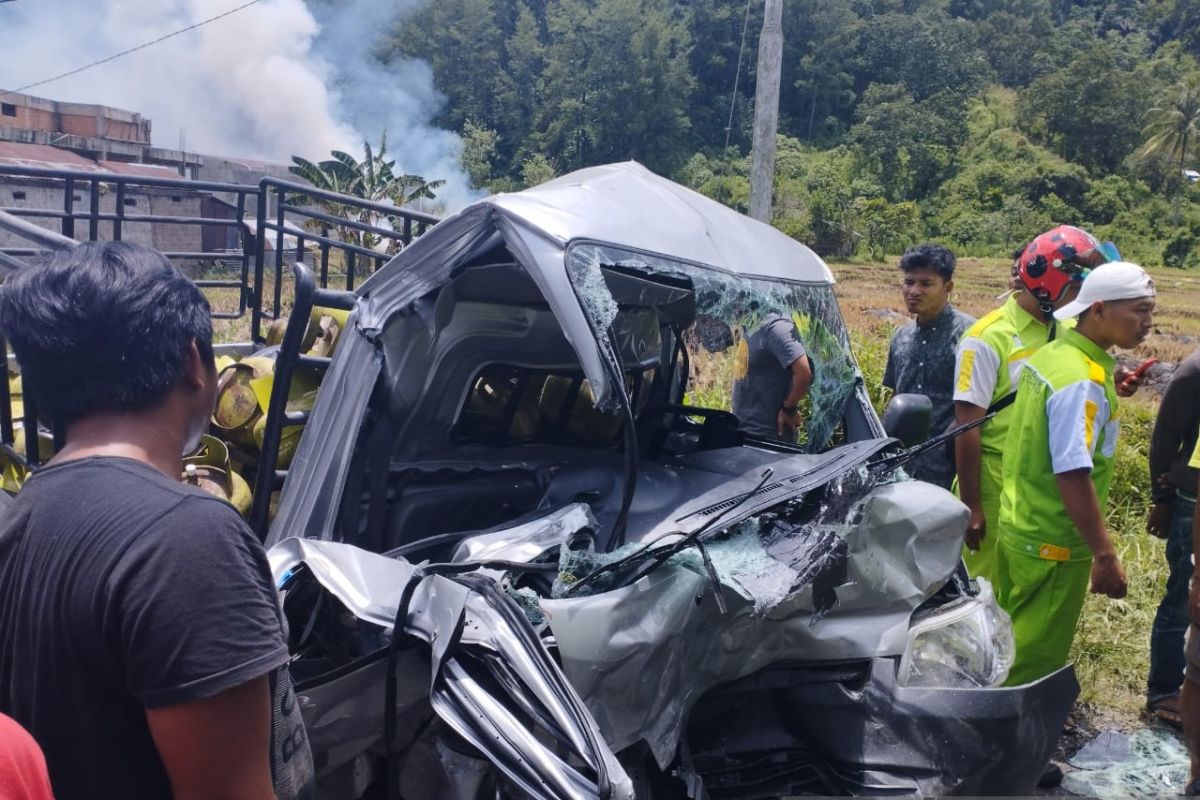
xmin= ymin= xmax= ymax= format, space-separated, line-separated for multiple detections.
xmin=566 ymin=242 xmax=859 ymax=452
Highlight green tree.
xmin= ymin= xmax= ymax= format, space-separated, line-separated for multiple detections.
xmin=535 ymin=0 xmax=694 ymax=172
xmin=493 ymin=2 xmax=547 ymax=171
xmin=855 ymin=198 xmax=921 ymax=259
xmin=288 ymin=137 xmax=444 ymax=256
xmin=1140 ymin=74 xmax=1200 ymax=173
xmin=383 ymin=0 xmax=506 ymax=131
xmin=782 ymin=0 xmax=860 ymax=141
xmin=520 ymin=154 xmax=558 ymax=188
xmin=1020 ymin=44 xmax=1150 ymax=172
xmin=849 ymin=83 xmax=963 ymax=201
xmin=461 ymin=121 xmax=501 ymax=190
xmin=848 ymin=11 xmax=991 ymax=102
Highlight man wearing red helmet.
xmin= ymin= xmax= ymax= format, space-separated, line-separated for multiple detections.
xmin=953 ymin=226 xmax=1119 ymax=582
xmin=997 ymin=261 xmax=1156 ymax=687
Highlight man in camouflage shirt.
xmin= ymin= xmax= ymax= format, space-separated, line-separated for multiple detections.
xmin=883 ymin=244 xmax=974 ymax=489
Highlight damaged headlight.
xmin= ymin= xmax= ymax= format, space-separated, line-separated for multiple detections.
xmin=897 ymin=577 xmax=1013 ymax=688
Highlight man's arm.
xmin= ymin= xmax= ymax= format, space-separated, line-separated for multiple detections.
xmin=147 ymin=677 xmax=276 ymax=800
xmin=951 ymin=336 xmax=1000 ymax=549
xmin=777 ymin=356 xmax=813 ymax=437
xmin=954 ymin=401 xmax=988 ymax=550
xmin=1148 ymin=361 xmax=1198 ymax=535
xmin=882 ymin=335 xmax=897 ymax=392
xmin=1056 ymin=468 xmax=1126 ymax=598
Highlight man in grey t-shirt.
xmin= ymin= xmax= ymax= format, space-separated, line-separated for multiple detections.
xmin=732 ymin=313 xmax=812 ymax=442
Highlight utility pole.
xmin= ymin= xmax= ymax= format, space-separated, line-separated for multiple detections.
xmin=749 ymin=0 xmax=783 ymax=223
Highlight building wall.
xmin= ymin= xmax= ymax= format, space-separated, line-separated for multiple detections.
xmin=0 ymin=93 xmax=150 ymax=144
xmin=0 ymin=180 xmax=208 ymax=257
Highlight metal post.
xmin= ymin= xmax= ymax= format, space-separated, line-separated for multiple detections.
xmin=235 ymin=191 xmax=249 ymax=316
xmin=252 ymin=183 xmax=269 ymax=343
xmin=273 ymin=194 xmax=285 ymax=322
xmin=88 ymin=181 xmax=100 ymax=241
xmin=114 ymin=181 xmax=125 ymax=241
xmin=63 ymin=178 xmax=75 ymax=240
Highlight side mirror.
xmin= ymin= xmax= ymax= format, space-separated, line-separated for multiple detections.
xmin=882 ymin=393 xmax=932 ymax=448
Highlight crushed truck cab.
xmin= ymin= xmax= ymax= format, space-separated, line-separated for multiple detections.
xmin=264 ymin=163 xmax=1076 ymax=797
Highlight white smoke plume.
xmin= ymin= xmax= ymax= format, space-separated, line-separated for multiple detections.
xmin=0 ymin=0 xmax=475 ymax=209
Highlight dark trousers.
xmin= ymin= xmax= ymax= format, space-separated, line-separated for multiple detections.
xmin=1148 ymin=497 xmax=1196 ymax=702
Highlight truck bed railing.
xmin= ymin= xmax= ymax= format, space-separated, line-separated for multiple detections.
xmin=0 ymin=165 xmax=440 ymax=476
xmin=248 ymin=263 xmax=356 ymax=536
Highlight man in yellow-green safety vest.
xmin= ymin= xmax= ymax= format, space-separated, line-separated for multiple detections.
xmin=994 ymin=261 xmax=1156 ymax=686
xmin=954 ymin=226 xmax=1122 ymax=582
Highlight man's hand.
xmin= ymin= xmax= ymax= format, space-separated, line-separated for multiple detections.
xmin=1090 ymin=552 xmax=1127 ymax=599
xmin=963 ymin=504 xmax=987 ymax=551
xmin=1148 ymin=502 xmax=1173 ymax=539
xmin=1114 ymin=364 xmax=1140 ymax=397
xmin=777 ymin=408 xmax=801 ymax=438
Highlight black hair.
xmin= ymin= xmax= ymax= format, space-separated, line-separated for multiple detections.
xmin=898 ymin=244 xmax=957 ymax=282
xmin=0 ymin=241 xmax=214 ymax=424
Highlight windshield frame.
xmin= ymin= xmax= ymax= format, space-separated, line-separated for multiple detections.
xmin=563 ymin=239 xmax=875 ymax=453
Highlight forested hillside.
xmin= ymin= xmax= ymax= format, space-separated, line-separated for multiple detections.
xmin=385 ymin=0 xmax=1200 ymax=265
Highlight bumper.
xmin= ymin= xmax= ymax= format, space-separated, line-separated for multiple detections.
xmin=687 ymin=657 xmax=1078 ymax=797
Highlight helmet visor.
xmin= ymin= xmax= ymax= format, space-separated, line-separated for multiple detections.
xmin=1096 ymin=241 xmax=1121 ymax=263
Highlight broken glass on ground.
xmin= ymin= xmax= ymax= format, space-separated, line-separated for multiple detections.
xmin=1062 ymin=728 xmax=1189 ymax=799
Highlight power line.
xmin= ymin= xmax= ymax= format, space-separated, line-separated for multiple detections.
xmin=723 ymin=0 xmax=755 ymax=153
xmin=715 ymin=0 xmax=755 ymax=207
xmin=0 ymin=0 xmax=265 ymax=101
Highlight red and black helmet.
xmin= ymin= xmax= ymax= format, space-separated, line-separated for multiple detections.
xmin=1015 ymin=225 xmax=1118 ymax=306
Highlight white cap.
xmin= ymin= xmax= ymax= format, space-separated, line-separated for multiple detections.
xmin=1053 ymin=261 xmax=1156 ymax=320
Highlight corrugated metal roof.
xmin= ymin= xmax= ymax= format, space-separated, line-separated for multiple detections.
xmin=97 ymin=160 xmax=183 ymax=179
xmin=0 ymin=144 xmax=188 ymax=183
xmin=0 ymin=142 xmax=104 ymax=171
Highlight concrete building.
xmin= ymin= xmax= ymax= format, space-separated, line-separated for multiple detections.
xmin=0 ymin=91 xmax=201 ymax=173
xmin=0 ymin=93 xmax=295 ymax=261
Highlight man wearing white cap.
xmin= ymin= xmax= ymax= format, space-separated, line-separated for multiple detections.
xmin=994 ymin=261 xmax=1156 ymax=686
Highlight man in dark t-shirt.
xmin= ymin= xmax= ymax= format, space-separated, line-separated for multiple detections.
xmin=0 ymin=242 xmax=313 ymax=800
xmin=732 ymin=313 xmax=812 ymax=442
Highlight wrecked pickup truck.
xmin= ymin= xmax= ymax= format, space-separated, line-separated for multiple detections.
xmin=0 ymin=161 xmax=1076 ymax=798
xmin=257 ymin=163 xmax=1077 ymax=798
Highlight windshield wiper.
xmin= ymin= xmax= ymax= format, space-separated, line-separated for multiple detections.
xmin=869 ymin=410 xmax=997 ymax=477
xmin=563 ymin=467 xmax=776 ymax=601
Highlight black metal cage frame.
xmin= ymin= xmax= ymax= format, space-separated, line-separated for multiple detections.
xmin=0 ymin=165 xmax=439 ymax=535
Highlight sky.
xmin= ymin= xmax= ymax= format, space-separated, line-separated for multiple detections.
xmin=0 ymin=0 xmax=475 ymax=208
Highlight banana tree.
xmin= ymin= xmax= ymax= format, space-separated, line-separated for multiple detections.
xmin=289 ymin=135 xmax=445 ymax=258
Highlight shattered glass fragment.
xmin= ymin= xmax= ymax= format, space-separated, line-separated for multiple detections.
xmin=1063 ymin=729 xmax=1189 ymax=799
xmin=703 ymin=521 xmax=797 ymax=612
xmin=505 ymin=586 xmax=547 ymax=628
